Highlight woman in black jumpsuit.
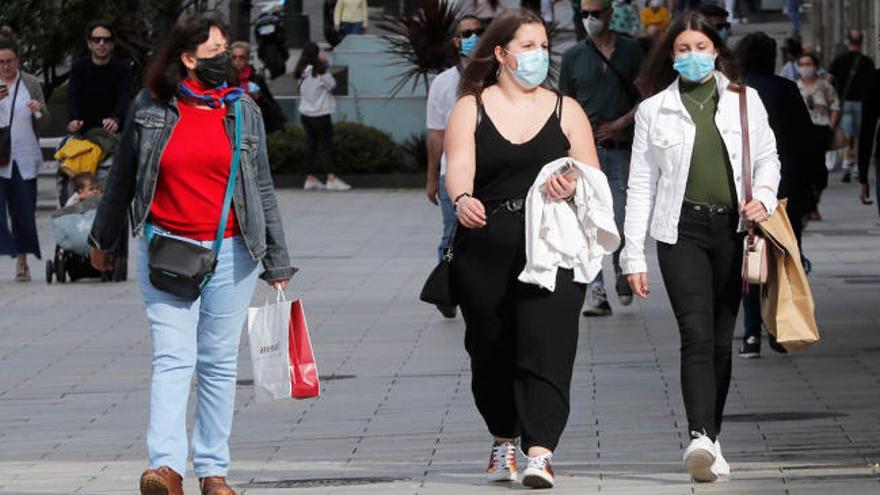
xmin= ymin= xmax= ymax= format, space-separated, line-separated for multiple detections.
xmin=443 ymin=9 xmax=601 ymax=489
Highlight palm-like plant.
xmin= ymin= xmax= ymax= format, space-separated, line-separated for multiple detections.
xmin=379 ymin=0 xmax=462 ymax=97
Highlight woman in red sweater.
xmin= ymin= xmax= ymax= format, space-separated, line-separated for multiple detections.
xmin=89 ymin=14 xmax=294 ymax=495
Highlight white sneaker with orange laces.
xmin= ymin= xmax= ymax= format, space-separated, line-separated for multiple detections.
xmin=486 ymin=441 xmax=517 ymax=482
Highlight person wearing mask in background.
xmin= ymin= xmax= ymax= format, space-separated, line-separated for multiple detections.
xmin=609 ymin=0 xmax=640 ymax=38
xmin=857 ymin=64 xmax=880 ymax=215
xmin=67 ymin=21 xmax=131 ymax=135
xmin=829 ymin=30 xmax=875 ymax=183
xmin=294 ymin=42 xmax=351 ymax=192
xmin=230 ymin=41 xmax=286 ymax=134
xmin=334 ymin=0 xmax=368 ymax=35
xmin=699 ymin=4 xmax=732 ymax=46
xmin=88 ymin=14 xmax=294 ymax=494
xmin=641 ymin=0 xmax=670 ymax=34
xmin=559 ymin=0 xmax=643 ymax=316
xmin=733 ymin=32 xmax=824 ymax=358
xmin=777 ymin=37 xmax=802 ymax=82
xmin=624 ymin=13 xmax=780 ymax=481
xmin=425 ymin=14 xmax=483 ymax=319
xmin=471 ymin=0 xmax=509 ymax=26
xmin=446 ymin=9 xmax=602 ymax=488
xmin=0 ymin=38 xmax=50 ymax=282
xmin=796 ymin=52 xmax=840 ymax=221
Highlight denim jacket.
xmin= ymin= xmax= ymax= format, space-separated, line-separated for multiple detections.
xmin=90 ymin=89 xmax=295 ymax=282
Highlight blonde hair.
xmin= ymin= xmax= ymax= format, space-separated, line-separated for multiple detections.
xmin=230 ymin=41 xmax=251 ymax=53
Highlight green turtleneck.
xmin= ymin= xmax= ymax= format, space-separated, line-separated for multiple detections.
xmin=680 ymin=78 xmax=736 ymax=206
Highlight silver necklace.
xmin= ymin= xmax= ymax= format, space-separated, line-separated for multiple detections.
xmin=683 ymin=90 xmax=715 ymax=111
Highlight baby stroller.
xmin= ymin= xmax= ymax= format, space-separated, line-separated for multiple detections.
xmin=48 ymin=132 xmax=128 ymax=283
xmin=46 ymin=196 xmax=125 ymax=283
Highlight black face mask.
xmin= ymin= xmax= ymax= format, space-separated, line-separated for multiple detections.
xmin=195 ymin=52 xmax=231 ymax=88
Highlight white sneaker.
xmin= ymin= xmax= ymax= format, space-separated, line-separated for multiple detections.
xmin=486 ymin=441 xmax=517 ymax=482
xmin=712 ymin=439 xmax=730 ymax=478
xmin=683 ymin=432 xmax=717 ymax=482
xmin=325 ymin=177 xmax=352 ymax=191
xmin=521 ymin=452 xmax=554 ymax=489
xmin=303 ymin=178 xmax=325 ymax=191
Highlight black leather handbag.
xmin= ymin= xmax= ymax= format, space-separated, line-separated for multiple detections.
xmin=147 ymin=99 xmax=242 ymax=300
xmin=419 ymin=223 xmax=457 ymax=307
xmin=0 ymin=78 xmax=21 ymax=167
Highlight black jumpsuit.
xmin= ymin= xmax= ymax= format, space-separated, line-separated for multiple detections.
xmin=452 ymin=94 xmax=586 ymax=452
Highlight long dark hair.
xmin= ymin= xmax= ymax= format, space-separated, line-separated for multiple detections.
xmin=459 ymin=8 xmax=546 ymax=100
xmin=637 ymin=11 xmax=739 ymax=97
xmin=294 ymin=42 xmax=325 ymax=79
xmin=144 ymin=13 xmax=229 ymax=101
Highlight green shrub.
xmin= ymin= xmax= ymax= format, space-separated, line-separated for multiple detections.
xmin=266 ymin=122 xmax=405 ymax=174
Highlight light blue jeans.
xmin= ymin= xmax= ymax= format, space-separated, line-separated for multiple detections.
xmin=588 ymin=147 xmax=631 ymax=290
xmin=437 ymin=174 xmax=456 ymax=261
xmin=137 ymin=233 xmax=259 ymax=478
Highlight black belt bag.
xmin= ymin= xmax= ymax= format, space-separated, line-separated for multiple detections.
xmin=146 ymin=99 xmax=242 ymax=300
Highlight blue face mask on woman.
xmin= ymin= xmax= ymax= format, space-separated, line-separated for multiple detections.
xmin=505 ymin=47 xmax=549 ymax=90
xmin=461 ymin=35 xmax=480 ymax=57
xmin=673 ymin=51 xmax=717 ymax=82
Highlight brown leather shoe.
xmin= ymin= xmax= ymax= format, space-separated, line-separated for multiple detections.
xmin=140 ymin=466 xmax=183 ymax=495
xmin=199 ymin=476 xmax=236 ymax=495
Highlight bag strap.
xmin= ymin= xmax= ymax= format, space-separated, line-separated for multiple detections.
xmin=212 ymin=98 xmax=242 ymax=254
xmin=442 ymin=222 xmax=458 ymax=262
xmin=841 ymin=53 xmax=862 ymax=101
xmin=739 ymin=86 xmax=755 ymax=294
xmin=586 ymin=39 xmax=641 ymax=108
xmin=6 ymin=76 xmax=21 ymax=127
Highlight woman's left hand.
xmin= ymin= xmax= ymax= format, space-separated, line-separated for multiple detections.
xmin=740 ymin=199 xmax=769 ymax=223
xmin=544 ymin=173 xmax=577 ymax=201
xmin=270 ymin=279 xmax=288 ymax=290
xmin=25 ymin=99 xmax=41 ymax=113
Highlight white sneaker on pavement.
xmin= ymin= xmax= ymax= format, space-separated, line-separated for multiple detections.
xmin=683 ymin=432 xmax=717 ymax=482
xmin=303 ymin=178 xmax=325 ymax=191
xmin=325 ymin=177 xmax=352 ymax=191
xmin=521 ymin=451 xmax=554 ymax=489
xmin=712 ymin=439 xmax=730 ymax=478
xmin=486 ymin=441 xmax=517 ymax=482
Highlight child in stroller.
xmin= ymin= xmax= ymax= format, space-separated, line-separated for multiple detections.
xmin=47 ymin=173 xmax=126 ymax=283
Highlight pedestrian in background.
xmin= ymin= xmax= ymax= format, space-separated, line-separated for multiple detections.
xmin=334 ymin=0 xmax=368 ymax=35
xmin=89 ymin=14 xmax=294 ymax=495
xmin=559 ymin=0 xmax=644 ymax=316
xmin=295 ymin=42 xmax=351 ymax=192
xmin=829 ymin=30 xmax=875 ymax=183
xmin=231 ymin=41 xmax=287 ymax=134
xmin=777 ymin=37 xmax=802 ymax=82
xmin=471 ymin=0 xmax=509 ymax=26
xmin=857 ymin=65 xmax=880 ymax=214
xmin=610 ymin=0 xmax=641 ymax=38
xmin=734 ymin=32 xmax=824 ymax=358
xmin=0 ymin=38 xmax=50 ymax=282
xmin=425 ymin=14 xmax=483 ymax=319
xmin=66 ymin=21 xmax=131 ymax=135
xmin=641 ymin=0 xmax=670 ymax=34
xmin=445 ymin=8 xmax=600 ymax=488
xmin=623 ymin=12 xmax=780 ymax=482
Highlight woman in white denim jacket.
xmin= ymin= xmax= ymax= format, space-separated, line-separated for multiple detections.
xmin=620 ymin=13 xmax=780 ymax=483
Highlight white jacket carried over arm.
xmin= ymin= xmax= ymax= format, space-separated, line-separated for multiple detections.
xmin=518 ymin=158 xmax=621 ymax=291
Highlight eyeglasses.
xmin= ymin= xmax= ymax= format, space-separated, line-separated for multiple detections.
xmin=89 ymin=36 xmax=114 ymax=45
xmin=581 ymin=7 xmax=609 ymax=19
xmin=457 ymin=28 xmax=484 ymax=39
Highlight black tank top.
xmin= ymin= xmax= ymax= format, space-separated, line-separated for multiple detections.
xmin=473 ymin=93 xmax=571 ymax=202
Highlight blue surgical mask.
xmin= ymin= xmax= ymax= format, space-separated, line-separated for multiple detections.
xmin=461 ymin=34 xmax=479 ymax=57
xmin=673 ymin=51 xmax=717 ymax=82
xmin=505 ymin=48 xmax=549 ymax=89
xmin=719 ymin=27 xmax=731 ymax=43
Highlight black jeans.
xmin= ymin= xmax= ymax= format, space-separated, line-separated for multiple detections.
xmin=657 ymin=206 xmax=744 ymax=440
xmin=300 ymin=114 xmax=334 ymax=176
xmin=452 ymin=209 xmax=586 ymax=452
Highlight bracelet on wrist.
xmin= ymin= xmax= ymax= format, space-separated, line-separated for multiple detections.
xmin=453 ymin=192 xmax=471 ymax=209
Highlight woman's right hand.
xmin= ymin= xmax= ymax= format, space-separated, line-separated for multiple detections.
xmin=627 ymin=272 xmax=650 ymax=300
xmin=90 ymin=248 xmax=113 ymax=271
xmin=456 ymin=196 xmax=487 ymax=229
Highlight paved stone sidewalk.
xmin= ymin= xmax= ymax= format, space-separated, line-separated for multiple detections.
xmin=0 ymin=176 xmax=878 ymax=494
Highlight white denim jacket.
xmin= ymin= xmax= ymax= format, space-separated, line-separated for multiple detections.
xmin=518 ymin=158 xmax=620 ymax=291
xmin=620 ymin=72 xmax=781 ymax=275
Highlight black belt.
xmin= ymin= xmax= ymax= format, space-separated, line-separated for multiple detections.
xmin=483 ymin=198 xmax=525 ymax=215
xmin=682 ymin=201 xmax=736 ymax=216
xmin=597 ymin=140 xmax=632 ymax=150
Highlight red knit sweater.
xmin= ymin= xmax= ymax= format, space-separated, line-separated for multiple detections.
xmin=150 ymin=101 xmax=240 ymax=240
